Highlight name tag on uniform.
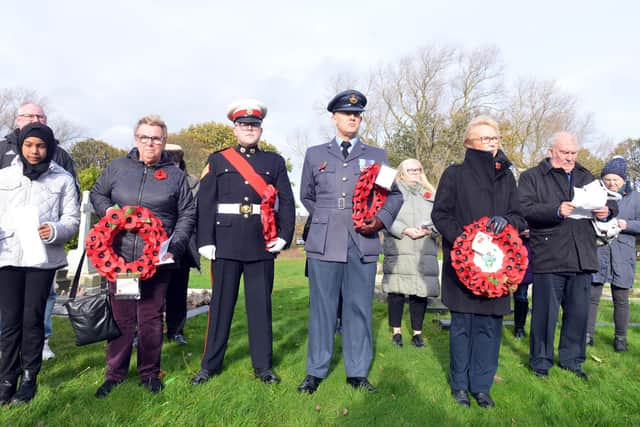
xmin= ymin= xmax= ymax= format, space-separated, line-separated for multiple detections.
xmin=375 ymin=164 xmax=397 ymax=190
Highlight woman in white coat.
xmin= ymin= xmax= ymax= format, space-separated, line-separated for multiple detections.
xmin=0 ymin=123 xmax=79 ymax=404
xmin=382 ymin=159 xmax=440 ymax=348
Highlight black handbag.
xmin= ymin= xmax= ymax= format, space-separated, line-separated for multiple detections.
xmin=64 ymin=251 xmax=121 ymax=346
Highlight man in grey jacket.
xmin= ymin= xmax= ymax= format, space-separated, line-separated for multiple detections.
xmin=298 ymin=89 xmax=403 ymax=394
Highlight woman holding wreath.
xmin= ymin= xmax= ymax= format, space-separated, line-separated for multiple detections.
xmin=381 ymin=158 xmax=439 ymax=348
xmin=0 ymin=123 xmax=79 ymax=404
xmin=90 ymin=115 xmax=195 ymax=397
xmin=432 ymin=115 xmax=525 ymax=408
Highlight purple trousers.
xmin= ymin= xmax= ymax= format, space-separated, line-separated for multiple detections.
xmin=105 ymin=270 xmax=170 ymax=382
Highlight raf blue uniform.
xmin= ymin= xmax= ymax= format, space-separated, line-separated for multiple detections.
xmin=194 ymin=101 xmax=295 ymax=383
xmin=299 ymin=90 xmax=403 ymax=392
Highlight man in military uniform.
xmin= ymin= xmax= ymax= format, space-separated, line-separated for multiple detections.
xmin=298 ymin=89 xmax=403 ymax=394
xmin=192 ymin=99 xmax=295 ymax=385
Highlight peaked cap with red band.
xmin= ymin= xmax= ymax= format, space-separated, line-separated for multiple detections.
xmin=226 ymin=99 xmax=268 ymax=124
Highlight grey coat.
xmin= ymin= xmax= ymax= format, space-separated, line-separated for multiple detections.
xmin=593 ymin=188 xmax=640 ymax=288
xmin=382 ymin=181 xmax=440 ymax=297
xmin=300 ymin=138 xmax=403 ymax=263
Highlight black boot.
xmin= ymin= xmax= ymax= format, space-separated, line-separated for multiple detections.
xmin=514 ymin=300 xmax=528 ymax=338
xmin=11 ymin=370 xmax=37 ymax=404
xmin=614 ymin=336 xmax=627 ymax=352
xmin=0 ymin=380 xmax=17 ymax=405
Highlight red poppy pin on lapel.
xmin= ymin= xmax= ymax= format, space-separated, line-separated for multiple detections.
xmin=154 ymin=169 xmax=167 ymax=180
xmin=319 ymin=161 xmax=327 ymax=171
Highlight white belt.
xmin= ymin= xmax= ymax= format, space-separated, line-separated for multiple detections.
xmin=217 ymin=203 xmax=261 ymax=215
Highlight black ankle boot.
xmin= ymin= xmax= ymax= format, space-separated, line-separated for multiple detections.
xmin=514 ymin=300 xmax=528 ymax=337
xmin=11 ymin=370 xmax=37 ymax=404
xmin=0 ymin=380 xmax=17 ymax=405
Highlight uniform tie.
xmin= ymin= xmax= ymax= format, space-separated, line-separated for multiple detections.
xmin=340 ymin=141 xmax=351 ymax=159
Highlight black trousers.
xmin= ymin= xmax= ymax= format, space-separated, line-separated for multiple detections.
xmin=165 ymin=263 xmax=190 ymax=337
xmin=529 ymin=272 xmax=590 ymax=372
xmin=200 ymin=258 xmax=274 ymax=373
xmin=387 ymin=292 xmax=427 ymax=331
xmin=449 ymin=311 xmax=503 ymax=394
xmin=0 ymin=267 xmax=56 ymax=381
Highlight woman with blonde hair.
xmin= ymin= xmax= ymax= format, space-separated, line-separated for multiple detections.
xmin=382 ymin=158 xmax=440 ymax=348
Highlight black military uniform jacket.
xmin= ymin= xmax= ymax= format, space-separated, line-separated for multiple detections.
xmin=197 ymin=145 xmax=295 ymax=262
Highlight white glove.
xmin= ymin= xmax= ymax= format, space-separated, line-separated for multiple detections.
xmin=198 ymin=245 xmax=216 ymax=260
xmin=266 ymin=237 xmax=286 ymax=253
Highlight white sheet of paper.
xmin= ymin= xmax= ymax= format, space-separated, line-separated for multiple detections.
xmin=569 ymin=180 xmax=607 ymax=219
xmin=12 ymin=205 xmax=47 ymax=266
xmin=375 ymin=164 xmax=397 ymax=190
xmin=156 ymin=233 xmax=175 ymax=265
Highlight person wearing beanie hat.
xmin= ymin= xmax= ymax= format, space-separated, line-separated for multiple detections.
xmin=0 ymin=121 xmax=79 ymax=404
xmin=0 ymin=103 xmax=80 ymax=364
xmin=587 ymin=155 xmax=640 ymax=352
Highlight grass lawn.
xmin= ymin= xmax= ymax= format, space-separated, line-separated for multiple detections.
xmin=2 ymin=258 xmax=640 ymax=426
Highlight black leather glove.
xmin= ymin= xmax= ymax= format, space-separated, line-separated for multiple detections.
xmin=356 ymin=216 xmax=384 ymax=235
xmin=486 ymin=216 xmax=508 ymax=235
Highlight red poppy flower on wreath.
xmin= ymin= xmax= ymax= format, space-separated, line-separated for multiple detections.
xmin=85 ymin=205 xmax=168 ymax=281
xmin=154 ymin=169 xmax=168 ymax=180
xmin=450 ymin=216 xmax=528 ymax=298
xmin=260 ymin=184 xmax=279 ymax=245
xmin=352 ymin=163 xmax=388 ymax=229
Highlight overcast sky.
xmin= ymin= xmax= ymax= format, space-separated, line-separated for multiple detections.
xmin=2 ymin=0 xmax=638 ymax=182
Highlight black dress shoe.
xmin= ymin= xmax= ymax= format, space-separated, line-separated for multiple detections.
xmin=0 ymin=380 xmax=16 ymax=405
xmin=170 ymin=334 xmax=188 ymax=346
xmin=472 ymin=392 xmax=495 ymax=408
xmin=255 ymin=369 xmax=281 ymax=384
xmin=392 ymin=333 xmax=403 ymax=347
xmin=191 ymin=369 xmax=216 ymax=385
xmin=346 ymin=377 xmax=377 ymax=393
xmin=411 ymin=334 xmax=425 ymax=348
xmin=559 ymin=365 xmax=588 ymax=380
xmin=514 ymin=327 xmax=526 ymax=338
xmin=95 ymin=379 xmax=121 ymax=398
xmin=297 ymin=375 xmax=322 ymax=394
xmin=533 ymin=368 xmax=549 ymax=378
xmin=140 ymin=377 xmax=164 ymax=393
xmin=11 ymin=370 xmax=37 ymax=404
xmin=451 ymin=389 xmax=470 ymax=407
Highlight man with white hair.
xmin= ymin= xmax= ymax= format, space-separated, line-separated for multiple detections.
xmin=519 ymin=132 xmax=617 ymax=379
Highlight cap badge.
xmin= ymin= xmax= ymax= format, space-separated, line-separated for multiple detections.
xmin=349 ymin=94 xmax=358 ymax=104
xmin=246 ymin=109 xmax=253 ymax=116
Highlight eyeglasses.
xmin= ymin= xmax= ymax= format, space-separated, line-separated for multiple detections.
xmin=471 ymin=136 xmax=501 ymax=144
xmin=18 ymin=113 xmax=46 ymax=120
xmin=135 ymin=134 xmax=165 ymax=145
xmin=406 ymin=168 xmax=423 ymax=173
xmin=236 ymin=123 xmax=261 ymax=130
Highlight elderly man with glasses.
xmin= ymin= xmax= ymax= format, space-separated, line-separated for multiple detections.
xmin=192 ymin=99 xmax=295 ymax=386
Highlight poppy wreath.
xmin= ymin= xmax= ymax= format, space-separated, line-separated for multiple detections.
xmin=451 ymin=216 xmax=529 ymax=298
xmin=352 ymin=163 xmax=389 ymax=228
xmin=260 ymin=184 xmax=279 ymax=246
xmin=85 ymin=205 xmax=168 ymax=282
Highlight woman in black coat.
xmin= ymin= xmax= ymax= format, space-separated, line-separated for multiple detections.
xmin=432 ymin=115 xmax=525 ymax=408
xmin=89 ymin=116 xmax=195 ymax=397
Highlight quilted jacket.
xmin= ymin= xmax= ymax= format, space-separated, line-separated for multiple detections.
xmin=0 ymin=159 xmax=80 ymax=269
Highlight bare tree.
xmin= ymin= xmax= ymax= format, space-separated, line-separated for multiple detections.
xmin=0 ymin=87 xmax=84 ymax=146
xmin=499 ymin=78 xmax=594 ymax=169
xmin=0 ymin=87 xmax=46 ymax=134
